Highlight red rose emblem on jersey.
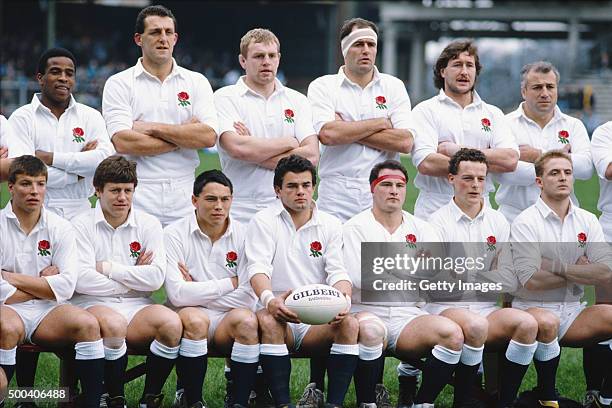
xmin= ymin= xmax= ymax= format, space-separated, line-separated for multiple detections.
xmin=310 ymin=241 xmax=323 ymax=257
xmin=406 ymin=234 xmax=417 ymax=249
xmin=577 ymin=232 xmax=587 ymax=248
xmin=38 ymin=240 xmax=51 ymax=256
xmin=481 ymin=118 xmax=491 ymax=132
xmin=226 ymin=251 xmax=238 ymax=268
xmin=558 ymin=130 xmax=569 ymax=144
xmin=486 ymin=235 xmax=496 ymax=251
xmin=129 ymin=241 xmax=141 ymax=258
xmin=375 ymin=95 xmax=387 ymax=109
xmin=72 ymin=127 xmax=85 ymax=143
xmin=177 ymin=91 xmax=191 ymax=107
xmin=284 ymin=109 xmax=295 ymax=123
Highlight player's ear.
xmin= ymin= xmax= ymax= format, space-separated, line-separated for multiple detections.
xmin=535 ymin=176 xmax=543 ymax=189
xmin=192 ymin=194 xmax=198 ymax=207
xmin=134 ymin=33 xmax=142 ymax=47
xmin=238 ymin=54 xmax=247 ymax=70
xmin=274 ymin=185 xmax=281 ymax=197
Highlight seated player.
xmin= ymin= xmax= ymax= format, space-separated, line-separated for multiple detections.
xmin=246 ymin=155 xmax=358 ymax=408
xmin=70 ymin=156 xmax=182 ymax=408
xmin=511 ymin=150 xmax=612 ymax=408
xmin=164 ymin=169 xmax=259 ymax=408
xmin=0 ymin=155 xmax=104 ymax=408
xmin=343 ymin=159 xmax=465 ymax=408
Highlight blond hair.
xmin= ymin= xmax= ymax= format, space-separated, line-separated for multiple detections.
xmin=534 ymin=150 xmax=572 ymax=177
xmin=240 ymin=28 xmax=280 ymax=57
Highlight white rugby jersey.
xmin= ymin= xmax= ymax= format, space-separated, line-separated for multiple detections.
xmin=0 ymin=204 xmax=77 ymax=303
xmin=0 ymin=276 xmax=17 ymax=304
xmin=411 ymin=90 xmax=517 ymax=198
xmin=591 ymin=121 xmax=612 ymax=240
xmin=214 ymin=77 xmax=316 ymax=201
xmin=164 ymin=212 xmax=256 ymax=311
xmin=0 ymin=114 xmax=10 ymax=147
xmin=103 ymin=58 xmax=219 ymax=180
xmin=245 ymin=201 xmax=351 ymax=293
xmin=308 ymin=66 xmax=414 ymax=179
xmin=496 ymin=104 xmax=593 ymax=221
xmin=343 ymin=208 xmax=440 ymax=303
xmin=511 ymin=198 xmax=612 ymax=302
xmin=72 ymin=205 xmax=165 ymax=297
xmin=7 ymin=94 xmax=114 ymax=204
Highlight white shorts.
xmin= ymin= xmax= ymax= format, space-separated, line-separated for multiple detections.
xmin=166 ymin=305 xmax=228 ymax=345
xmin=424 ymin=302 xmax=500 ymax=318
xmin=317 ymin=177 xmax=371 ymax=223
xmin=133 ymin=176 xmax=194 ymax=227
xmin=255 ymin=302 xmax=312 ymax=351
xmin=4 ymin=300 xmax=61 ymax=343
xmin=71 ymin=295 xmax=154 ymax=324
xmin=230 ymin=197 xmax=277 ymax=225
xmin=512 ymin=300 xmax=586 ymax=340
xmin=46 ymin=199 xmax=93 ymax=221
xmin=351 ymin=304 xmax=427 ymax=353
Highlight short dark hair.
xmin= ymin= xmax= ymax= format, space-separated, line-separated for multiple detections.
xmin=520 ymin=61 xmax=560 ymax=89
xmin=369 ymin=160 xmax=408 ymax=184
xmin=339 ymin=17 xmax=379 ymax=40
xmin=433 ymin=40 xmax=482 ymax=90
xmin=8 ymin=155 xmax=47 ymax=184
xmin=93 ymin=156 xmax=138 ymax=190
xmin=534 ymin=150 xmax=572 ymax=177
xmin=193 ymin=169 xmax=233 ymax=196
xmin=36 ymin=47 xmax=76 ymax=76
xmin=274 ymin=155 xmax=316 ymax=188
xmin=449 ymin=148 xmax=488 ymax=175
xmin=135 ymin=4 xmax=177 ymax=34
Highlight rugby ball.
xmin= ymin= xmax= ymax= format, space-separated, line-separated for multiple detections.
xmin=285 ymin=284 xmax=348 ymax=325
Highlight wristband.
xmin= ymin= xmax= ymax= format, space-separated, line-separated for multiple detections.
xmin=260 ymin=290 xmax=274 ymax=309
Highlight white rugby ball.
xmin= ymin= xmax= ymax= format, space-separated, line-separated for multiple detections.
xmin=285 ymin=284 xmax=348 ymax=325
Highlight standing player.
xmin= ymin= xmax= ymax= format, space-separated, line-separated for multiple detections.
xmin=71 ymin=156 xmax=182 ymax=408
xmin=102 ymin=5 xmax=218 ymax=226
xmin=343 ymin=159 xmax=465 ymax=408
xmin=164 ymin=169 xmax=259 ymax=408
xmin=585 ymin=122 xmax=612 ymax=408
xmin=427 ymin=149 xmax=543 ymax=408
xmin=511 ymin=151 xmax=612 ymax=408
xmin=246 ymin=155 xmax=359 ymax=408
xmin=411 ymin=40 xmax=518 ymax=220
xmin=0 ymin=155 xmax=105 ymax=408
xmin=214 ymin=28 xmax=318 ymax=224
xmin=7 ymin=48 xmax=114 ymax=219
xmin=496 ymin=61 xmax=593 ymax=223
xmin=308 ymin=18 xmax=414 ymax=223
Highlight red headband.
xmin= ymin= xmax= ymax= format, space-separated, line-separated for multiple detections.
xmin=370 ymin=174 xmax=407 ymax=192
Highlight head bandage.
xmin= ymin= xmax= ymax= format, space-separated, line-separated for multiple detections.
xmin=370 ymin=174 xmax=407 ymax=192
xmin=341 ymin=28 xmax=378 ymax=58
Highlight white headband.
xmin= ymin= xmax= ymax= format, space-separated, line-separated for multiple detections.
xmin=340 ymin=28 xmax=378 ymax=58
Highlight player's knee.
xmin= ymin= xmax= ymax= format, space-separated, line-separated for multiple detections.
xmin=462 ymin=316 xmax=488 ymax=345
xmin=257 ymin=312 xmax=283 ymax=336
xmin=514 ymin=314 xmax=538 ymax=341
xmin=98 ymin=314 xmax=128 ymax=339
xmin=436 ymin=320 xmax=464 ymax=351
xmin=336 ymin=315 xmax=359 ymax=342
xmin=72 ymin=312 xmax=102 ymax=341
xmin=0 ymin=316 xmax=24 ymax=346
xmin=358 ymin=317 xmax=386 ymax=346
xmin=158 ymin=312 xmax=183 ymax=343
xmin=232 ymin=310 xmax=259 ymax=342
xmin=179 ymin=309 xmax=209 ymax=340
xmin=536 ymin=313 xmax=560 ymax=341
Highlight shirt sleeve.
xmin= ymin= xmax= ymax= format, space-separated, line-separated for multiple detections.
xmin=245 ymin=215 xmax=277 ymax=281
xmin=193 ymin=74 xmax=219 ymax=137
xmin=388 ymin=79 xmax=414 ymax=133
xmin=7 ymin=110 xmax=35 ymax=158
xmin=45 ymin=220 xmax=78 ymax=302
xmin=213 ymin=90 xmax=242 ymax=137
xmin=591 ymin=123 xmax=612 ymax=180
xmin=307 ymin=77 xmax=336 ymax=135
xmin=410 ymin=104 xmax=439 ymax=168
xmin=102 ymin=74 xmax=134 ymax=137
xmin=52 ymin=110 xmax=115 ymax=177
xmin=569 ymin=120 xmax=593 ymax=180
xmin=0 ymin=276 xmax=17 ymax=304
xmin=489 ymin=109 xmax=519 ymax=151
xmin=342 ymin=224 xmax=364 ymax=290
xmin=73 ymin=217 xmax=131 ymax=296
xmin=324 ymin=220 xmax=352 ymax=287
xmin=106 ymin=217 xmax=166 ymax=292
xmin=585 ymin=215 xmax=612 ymax=271
xmin=494 ymin=161 xmax=536 ymax=187
xmin=510 ymin=216 xmax=542 ymax=286
xmin=293 ymin=94 xmax=316 ymax=143
xmin=163 ymin=229 xmax=235 ymax=308
xmin=0 ymin=115 xmax=10 ymax=147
